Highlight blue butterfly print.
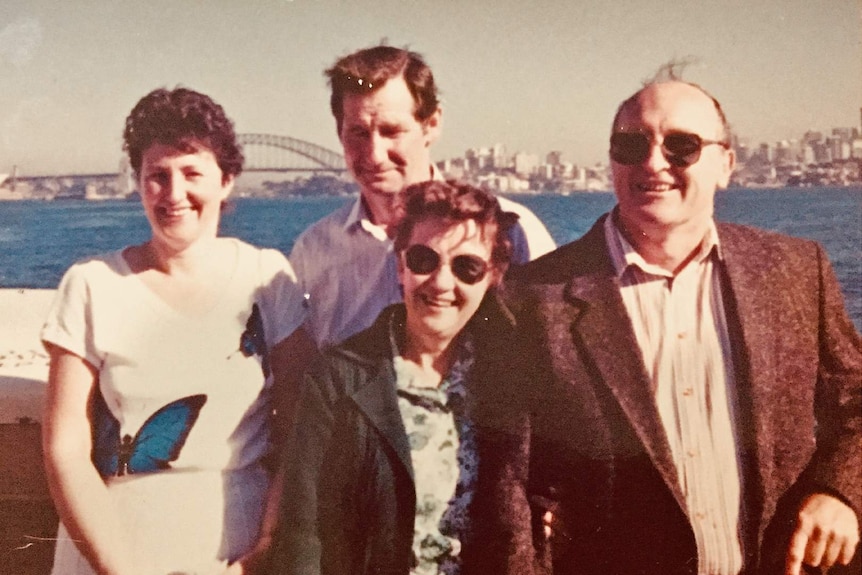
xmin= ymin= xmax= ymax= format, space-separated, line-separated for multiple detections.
xmin=91 ymin=391 xmax=207 ymax=478
xmin=240 ymin=303 xmax=270 ymax=378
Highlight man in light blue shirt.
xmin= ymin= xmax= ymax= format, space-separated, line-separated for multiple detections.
xmin=289 ymin=45 xmax=555 ymax=348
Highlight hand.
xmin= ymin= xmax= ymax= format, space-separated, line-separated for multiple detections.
xmin=542 ymin=510 xmax=572 ymax=543
xmin=785 ymin=493 xmax=860 ymax=575
xmin=543 ymin=510 xmax=553 ymax=538
xmin=220 ymin=536 xmax=272 ymax=575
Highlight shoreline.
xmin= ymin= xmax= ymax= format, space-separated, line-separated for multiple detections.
xmin=1 ymin=183 xmax=861 ymax=202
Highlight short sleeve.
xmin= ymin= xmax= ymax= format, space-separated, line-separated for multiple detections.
xmin=507 ymin=225 xmax=531 ymax=266
xmin=496 ymin=196 xmax=556 ymax=263
xmin=40 ymin=262 xmax=100 ymax=368
xmin=288 ymin=232 xmax=310 ymax=297
xmin=256 ymin=248 xmax=308 ymax=348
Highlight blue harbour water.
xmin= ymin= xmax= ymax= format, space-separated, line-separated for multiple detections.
xmin=1 ymin=187 xmax=860 ymax=330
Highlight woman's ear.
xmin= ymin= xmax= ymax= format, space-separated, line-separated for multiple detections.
xmin=220 ymin=174 xmax=235 ymax=200
xmin=396 ymin=251 xmax=406 ymax=282
xmin=489 ymin=263 xmax=508 ymax=287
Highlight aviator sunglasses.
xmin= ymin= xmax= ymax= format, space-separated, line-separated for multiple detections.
xmin=403 ymin=244 xmax=490 ymax=285
xmin=610 ymin=131 xmax=729 ymax=168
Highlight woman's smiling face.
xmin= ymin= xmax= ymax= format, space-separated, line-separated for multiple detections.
xmin=138 ymin=142 xmax=233 ymax=252
xmin=398 ymin=216 xmax=500 ymax=347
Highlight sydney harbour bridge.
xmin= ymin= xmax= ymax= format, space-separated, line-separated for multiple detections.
xmin=6 ymin=134 xmax=347 ymax=197
xmin=237 ymin=133 xmax=346 ymax=173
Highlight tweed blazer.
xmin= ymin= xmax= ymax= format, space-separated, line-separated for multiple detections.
xmin=474 ymin=215 xmax=862 ymax=575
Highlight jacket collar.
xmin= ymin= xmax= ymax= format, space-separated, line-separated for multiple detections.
xmin=712 ymin=223 xmax=782 ymax=538
xmin=336 ymin=295 xmax=516 ymax=486
xmin=562 ymin=216 xmax=687 ymax=511
xmin=337 ymin=305 xmax=415 ymax=482
xmin=562 ymin=217 xmax=784 ymax=528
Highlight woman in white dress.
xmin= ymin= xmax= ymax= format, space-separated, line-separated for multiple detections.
xmin=41 ymin=87 xmax=315 ymax=575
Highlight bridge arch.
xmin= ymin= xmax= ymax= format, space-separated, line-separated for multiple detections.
xmin=238 ymin=133 xmax=346 ymax=172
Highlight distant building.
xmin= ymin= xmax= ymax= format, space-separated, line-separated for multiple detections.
xmin=513 ymin=151 xmax=539 ymax=176
xmin=546 ymin=151 xmax=563 ymax=166
xmin=117 ymin=156 xmax=135 ymax=197
xmin=734 ymin=142 xmax=751 ymax=163
xmin=801 ymin=144 xmax=816 ymax=166
xmin=833 ymin=128 xmax=854 ymax=143
xmin=802 ymin=130 xmax=823 ymax=145
xmin=491 ymin=143 xmax=508 ymax=169
xmin=774 ymin=140 xmax=794 ymax=164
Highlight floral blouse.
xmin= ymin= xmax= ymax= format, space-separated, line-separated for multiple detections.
xmin=390 ymin=319 xmax=478 ymax=575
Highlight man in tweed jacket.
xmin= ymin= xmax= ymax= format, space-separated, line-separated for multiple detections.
xmin=469 ymin=77 xmax=861 ymax=575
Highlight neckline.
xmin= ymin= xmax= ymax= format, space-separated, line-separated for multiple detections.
xmin=117 ymin=238 xmax=241 ymax=320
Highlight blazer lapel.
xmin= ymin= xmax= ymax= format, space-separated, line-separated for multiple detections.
xmin=716 ymin=225 xmax=781 ymax=535
xmin=348 ymin=357 xmax=415 ymax=483
xmin=563 ymin=226 xmax=686 ymax=512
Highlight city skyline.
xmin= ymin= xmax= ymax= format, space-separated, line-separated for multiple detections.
xmin=1 ymin=0 xmax=860 ymax=176
xmin=443 ymin=121 xmax=862 ymax=165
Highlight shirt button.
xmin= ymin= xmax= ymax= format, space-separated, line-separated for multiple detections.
xmin=677 ymin=331 xmax=687 ymax=339
xmin=687 ymin=449 xmax=697 ymax=458
xmin=682 ymin=387 xmax=694 ymax=396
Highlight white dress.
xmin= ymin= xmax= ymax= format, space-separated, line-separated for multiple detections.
xmin=41 ymin=239 xmax=306 ymax=575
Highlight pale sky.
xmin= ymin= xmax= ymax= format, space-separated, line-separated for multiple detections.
xmin=1 ymin=0 xmax=860 ymax=176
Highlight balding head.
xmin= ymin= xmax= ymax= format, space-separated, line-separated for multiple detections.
xmin=612 ymin=80 xmax=730 ymax=143
xmin=608 ymin=80 xmax=736 ymax=257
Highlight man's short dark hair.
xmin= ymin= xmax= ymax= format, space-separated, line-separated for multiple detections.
xmin=123 ymin=87 xmax=244 ymax=181
xmin=325 ymin=45 xmax=440 ymax=133
xmin=393 ymin=180 xmax=518 ymax=267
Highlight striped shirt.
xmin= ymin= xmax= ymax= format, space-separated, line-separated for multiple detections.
xmin=604 ymin=213 xmax=745 ymax=575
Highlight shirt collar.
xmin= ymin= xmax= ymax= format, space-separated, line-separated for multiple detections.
xmin=429 ymin=163 xmax=444 ymax=182
xmin=342 ymin=196 xmax=390 ymax=241
xmin=604 ymin=208 xmax=723 ymax=279
xmin=342 ymin=163 xmax=441 ymax=240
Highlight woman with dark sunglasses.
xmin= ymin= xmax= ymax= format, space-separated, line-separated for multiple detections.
xmin=271 ymin=180 xmax=522 ymax=574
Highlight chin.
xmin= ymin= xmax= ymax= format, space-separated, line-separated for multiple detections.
xmin=414 ymin=315 xmax=458 ymax=337
xmin=624 ymin=205 xmax=678 ymax=227
xmin=365 ymin=183 xmax=403 ymax=197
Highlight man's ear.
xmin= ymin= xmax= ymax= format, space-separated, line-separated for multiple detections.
xmin=717 ymin=147 xmax=736 ymax=189
xmin=423 ymin=107 xmax=442 ymax=147
xmin=396 ymin=250 xmax=406 ymax=281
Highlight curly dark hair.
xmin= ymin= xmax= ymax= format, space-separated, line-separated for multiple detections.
xmin=123 ymin=87 xmax=244 ymax=180
xmin=393 ymin=180 xmax=519 ymax=267
xmin=325 ymin=45 xmax=440 ymax=134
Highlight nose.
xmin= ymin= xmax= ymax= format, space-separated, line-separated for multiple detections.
xmin=165 ymin=171 xmax=186 ymax=202
xmin=428 ymin=261 xmax=457 ymax=292
xmin=643 ymin=139 xmax=671 ymax=172
xmin=368 ymin=132 xmax=390 ymax=166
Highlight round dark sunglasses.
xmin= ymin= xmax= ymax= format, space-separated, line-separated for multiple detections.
xmin=403 ymin=244 xmax=490 ymax=285
xmin=610 ymin=131 xmax=729 ymax=168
